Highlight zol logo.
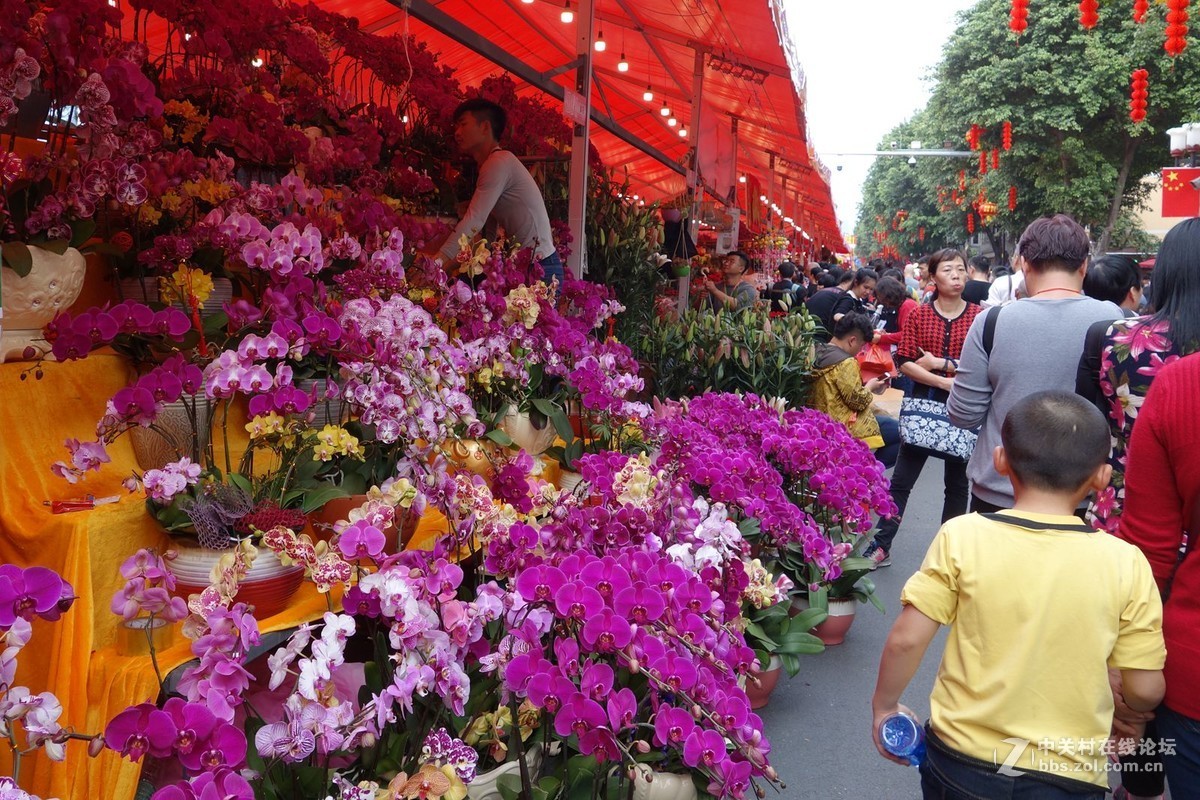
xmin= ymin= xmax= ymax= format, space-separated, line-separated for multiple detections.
xmin=995 ymin=737 xmax=1030 ymax=777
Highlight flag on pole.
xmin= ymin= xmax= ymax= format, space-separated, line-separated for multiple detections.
xmin=1161 ymin=167 xmax=1200 ymax=217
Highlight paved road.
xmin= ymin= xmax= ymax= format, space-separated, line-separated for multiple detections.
xmin=758 ymin=461 xmax=950 ymax=799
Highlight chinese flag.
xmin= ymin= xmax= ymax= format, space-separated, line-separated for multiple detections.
xmin=1162 ymin=168 xmax=1200 ymax=217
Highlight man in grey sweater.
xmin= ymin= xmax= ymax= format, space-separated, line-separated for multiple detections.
xmin=948 ymin=215 xmax=1122 ymax=512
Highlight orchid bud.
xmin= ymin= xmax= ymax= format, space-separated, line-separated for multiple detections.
xmin=691 ymin=704 xmax=702 ymax=719
xmin=22 ymin=346 xmax=37 ymax=360
xmin=765 ymin=766 xmax=779 ymax=781
xmin=359 ymin=732 xmax=377 ymax=749
xmin=634 ymin=739 xmax=650 ymax=754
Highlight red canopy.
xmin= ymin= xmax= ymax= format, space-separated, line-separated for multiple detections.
xmin=307 ymin=0 xmax=846 ymax=251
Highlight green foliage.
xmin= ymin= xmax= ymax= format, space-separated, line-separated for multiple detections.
xmin=742 ymin=600 xmax=826 ymax=677
xmin=857 ymin=0 xmax=1200 ymax=256
xmin=642 ymin=307 xmax=817 ymax=406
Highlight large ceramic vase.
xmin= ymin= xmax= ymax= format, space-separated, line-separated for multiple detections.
xmin=170 ymin=542 xmax=303 ymax=619
xmin=743 ymin=655 xmax=783 ymax=710
xmin=811 ymin=598 xmax=857 ymax=646
xmin=630 ymin=764 xmax=699 ymax=800
xmin=309 ymin=494 xmax=418 ymax=554
xmin=466 ymin=746 xmax=544 ymax=800
xmin=129 ymin=394 xmax=211 ymax=472
xmin=500 ymin=410 xmax=557 ymax=456
xmin=1 ymin=245 xmax=87 ymax=362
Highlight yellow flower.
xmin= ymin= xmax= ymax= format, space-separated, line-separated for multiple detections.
xmin=245 ymin=412 xmax=286 ymax=439
xmin=137 ymin=205 xmax=163 ymax=225
xmin=159 ymin=191 xmax=186 ymax=214
xmin=159 ymin=264 xmax=214 ymax=307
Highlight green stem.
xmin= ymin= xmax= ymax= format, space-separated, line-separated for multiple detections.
xmin=221 ymin=401 xmax=231 ymax=477
xmin=144 ymin=614 xmax=166 ymax=693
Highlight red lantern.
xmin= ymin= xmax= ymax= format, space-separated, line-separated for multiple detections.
xmin=992 ymin=148 xmax=1000 ymax=170
xmin=979 ymin=150 xmax=988 ymax=175
xmin=966 ymin=212 xmax=976 ymax=234
xmin=918 ymin=226 xmax=926 ymax=243
xmin=1079 ymin=0 xmax=1099 ymax=28
xmin=1008 ymin=185 xmax=1018 ymax=212
xmin=1165 ymin=0 xmax=1189 ymax=57
xmin=958 ymin=170 xmax=967 ymax=191
xmin=1002 ymin=121 xmax=1013 ymax=150
xmin=1134 ymin=0 xmax=1149 ymax=23
xmin=1010 ymin=0 xmax=1030 ymax=35
xmin=1130 ymin=68 xmax=1149 ymax=123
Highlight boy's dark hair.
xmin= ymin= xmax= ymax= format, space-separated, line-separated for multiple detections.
xmin=818 ymin=271 xmax=839 ymax=288
xmin=778 ymin=261 xmax=796 ymax=279
xmin=832 ymin=312 xmax=874 ymax=343
xmin=968 ymin=255 xmax=991 ymax=276
xmin=727 ymin=250 xmax=751 ymax=273
xmin=1017 ymin=214 xmax=1091 ymax=273
xmin=836 ymin=268 xmax=854 ymax=286
xmin=1083 ymin=254 xmax=1140 ymax=305
xmin=454 ymin=99 xmax=507 ymax=140
xmin=1001 ymin=391 xmax=1110 ymax=493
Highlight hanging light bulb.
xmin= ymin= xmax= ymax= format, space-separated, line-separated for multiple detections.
xmin=594 ymin=29 xmax=606 ymax=52
xmin=667 ymin=117 xmax=677 ymax=127
xmin=739 ymin=175 xmax=747 ymax=183
xmin=560 ymin=1 xmax=573 ymax=23
xmin=617 ymin=53 xmax=629 ymax=72
xmin=678 ymin=127 xmax=687 ymax=137
xmin=660 ymin=102 xmax=670 ymax=117
xmin=251 ymin=56 xmax=264 ymax=67
xmin=521 ymin=0 xmax=534 ymax=4
xmin=643 ymin=85 xmax=653 ymax=102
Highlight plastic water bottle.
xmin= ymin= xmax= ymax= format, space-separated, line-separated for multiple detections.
xmin=879 ymin=712 xmax=926 ymax=766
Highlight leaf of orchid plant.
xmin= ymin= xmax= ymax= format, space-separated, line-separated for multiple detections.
xmin=298 ymin=486 xmax=349 ymax=514
xmin=486 ymin=428 xmax=514 ymax=447
xmin=40 ymin=239 xmax=70 ymax=255
xmin=1 ymin=242 xmax=32 ymax=277
xmin=68 ymin=218 xmax=96 ymax=248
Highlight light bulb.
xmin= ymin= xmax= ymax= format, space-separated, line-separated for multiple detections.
xmin=678 ymin=127 xmax=687 ymax=137
xmin=660 ymin=103 xmax=670 ymax=117
xmin=739 ymin=175 xmax=747 ymax=183
xmin=251 ymin=56 xmax=264 ymax=67
xmin=617 ymin=53 xmax=629 ymax=72
xmin=595 ymin=30 xmax=606 ymax=51
xmin=643 ymin=86 xmax=653 ymax=102
xmin=560 ymin=2 xmax=573 ymax=23
xmin=668 ymin=117 xmax=677 ymax=127
xmin=521 ymin=0 xmax=534 ymax=3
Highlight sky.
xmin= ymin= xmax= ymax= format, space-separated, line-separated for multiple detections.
xmin=782 ymin=0 xmax=979 ymax=236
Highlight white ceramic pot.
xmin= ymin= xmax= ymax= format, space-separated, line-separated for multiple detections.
xmin=1 ymin=245 xmax=86 ymax=362
xmin=119 ymin=276 xmax=233 ymax=316
xmin=500 ymin=410 xmax=558 ymax=455
xmin=557 ymin=470 xmax=585 ymax=493
xmin=128 ymin=395 xmax=211 ymax=472
xmin=467 ymin=747 xmax=544 ymax=800
xmin=630 ymin=765 xmax=699 ymax=800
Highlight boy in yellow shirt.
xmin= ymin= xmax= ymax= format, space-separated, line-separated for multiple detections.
xmin=872 ymin=390 xmax=1166 ymax=798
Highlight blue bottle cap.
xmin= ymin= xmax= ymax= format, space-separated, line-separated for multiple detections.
xmin=879 ymin=712 xmax=925 ymax=764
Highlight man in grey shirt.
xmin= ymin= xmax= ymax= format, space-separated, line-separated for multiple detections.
xmin=948 ymin=214 xmax=1122 ymax=512
xmin=430 ymin=99 xmax=562 ymax=284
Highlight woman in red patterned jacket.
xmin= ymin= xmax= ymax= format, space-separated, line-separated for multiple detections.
xmin=864 ymin=249 xmax=982 ymax=568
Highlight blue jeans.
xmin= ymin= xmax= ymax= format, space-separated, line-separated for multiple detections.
xmin=920 ymin=737 xmax=1105 ymax=799
xmin=539 ymin=252 xmax=565 ymax=285
xmin=1158 ymin=704 xmax=1200 ymax=797
xmin=876 ymin=415 xmax=900 ymax=469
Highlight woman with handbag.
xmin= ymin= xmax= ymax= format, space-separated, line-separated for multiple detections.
xmin=864 ymin=249 xmax=981 ymax=568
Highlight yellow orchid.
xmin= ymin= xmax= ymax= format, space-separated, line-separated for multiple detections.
xmin=158 ymin=264 xmax=214 ymax=307
xmin=245 ymin=412 xmax=286 ymax=439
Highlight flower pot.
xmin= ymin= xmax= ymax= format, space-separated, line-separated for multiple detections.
xmin=630 ymin=765 xmax=699 ymax=800
xmin=119 ymin=276 xmax=233 ymax=317
xmin=119 ymin=617 xmax=174 ymax=657
xmin=128 ymin=394 xmax=212 ymax=472
xmin=671 ymin=264 xmax=691 ymax=279
xmin=743 ymin=655 xmax=783 ymax=710
xmin=1 ymin=245 xmax=87 ymax=362
xmin=467 ymin=746 xmax=544 ymax=800
xmin=500 ymin=410 xmax=557 ymax=456
xmin=811 ymin=598 xmax=857 ymax=646
xmin=295 ymin=378 xmax=344 ymax=427
xmin=309 ymin=494 xmax=418 ymax=553
xmin=557 ymin=470 xmax=585 ymax=493
xmin=444 ymin=439 xmax=498 ymax=487
xmin=170 ymin=543 xmax=303 ymax=619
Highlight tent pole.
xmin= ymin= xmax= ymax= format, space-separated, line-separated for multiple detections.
xmin=566 ymin=0 xmax=594 ymax=279
xmin=677 ymin=49 xmax=705 ymax=316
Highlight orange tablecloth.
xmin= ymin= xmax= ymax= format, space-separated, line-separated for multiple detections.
xmin=0 ymin=355 xmax=332 ymax=799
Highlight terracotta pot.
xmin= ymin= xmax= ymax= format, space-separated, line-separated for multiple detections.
xmin=1 ymin=245 xmax=87 ymax=362
xmin=811 ymin=598 xmax=857 ymax=646
xmin=129 ymin=394 xmax=211 ymax=472
xmin=309 ymin=494 xmax=418 ymax=554
xmin=500 ymin=409 xmax=557 ymax=455
xmin=171 ymin=544 xmax=303 ymax=619
xmin=743 ymin=655 xmax=783 ymax=710
xmin=630 ymin=765 xmax=699 ymax=800
xmin=467 ymin=746 xmax=544 ymax=800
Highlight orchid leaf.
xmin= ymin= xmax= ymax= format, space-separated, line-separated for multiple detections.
xmin=1 ymin=242 xmax=32 ymax=277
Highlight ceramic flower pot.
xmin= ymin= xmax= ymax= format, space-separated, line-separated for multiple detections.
xmin=630 ymin=764 xmax=699 ymax=800
xmin=467 ymin=746 xmax=544 ymax=800
xmin=444 ymin=439 xmax=498 ymax=487
xmin=500 ymin=410 xmax=557 ymax=456
xmin=811 ymin=598 xmax=857 ymax=646
xmin=743 ymin=655 xmax=783 ymax=710
xmin=129 ymin=394 xmax=211 ymax=472
xmin=309 ymin=494 xmax=418 ymax=553
xmin=1 ymin=245 xmax=87 ymax=362
xmin=557 ymin=470 xmax=585 ymax=493
xmin=170 ymin=543 xmax=303 ymax=619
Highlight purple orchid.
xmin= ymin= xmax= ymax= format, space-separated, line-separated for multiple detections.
xmin=336 ymin=520 xmax=385 ymax=560
xmin=104 ymin=702 xmax=177 ymax=761
xmin=682 ymin=728 xmax=728 ymax=769
xmin=0 ymin=566 xmax=75 ymax=628
xmin=149 ymin=768 xmax=254 ymax=800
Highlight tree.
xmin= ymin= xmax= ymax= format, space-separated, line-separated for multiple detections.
xmin=859 ymin=0 xmax=1200 ymax=253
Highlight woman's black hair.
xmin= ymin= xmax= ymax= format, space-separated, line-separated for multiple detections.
xmin=874 ymin=276 xmax=908 ymax=308
xmin=1150 ymin=217 xmax=1200 ymax=352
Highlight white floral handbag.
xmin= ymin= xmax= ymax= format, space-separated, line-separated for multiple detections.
xmin=898 ymin=396 xmax=978 ymax=461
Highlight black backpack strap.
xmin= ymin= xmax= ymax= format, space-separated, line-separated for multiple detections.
xmin=982 ymin=304 xmax=1003 ymax=357
xmin=980 ymin=512 xmax=1096 ymax=534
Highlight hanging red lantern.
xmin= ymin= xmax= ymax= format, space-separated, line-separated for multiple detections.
xmin=1165 ymin=0 xmax=1189 ymax=57
xmin=1130 ymin=68 xmax=1149 ymax=123
xmin=958 ymin=170 xmax=967 ymax=191
xmin=918 ymin=226 xmax=926 ymax=242
xmin=1134 ymin=0 xmax=1149 ymax=24
xmin=1002 ymin=121 xmax=1013 ymax=150
xmin=992 ymin=148 xmax=1001 ymax=170
xmin=966 ymin=212 xmax=976 ymax=234
xmin=979 ymin=150 xmax=988 ymax=175
xmin=1010 ymin=0 xmax=1030 ymax=35
xmin=1079 ymin=0 xmax=1099 ymax=28
xmin=1008 ymin=185 xmax=1018 ymax=212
